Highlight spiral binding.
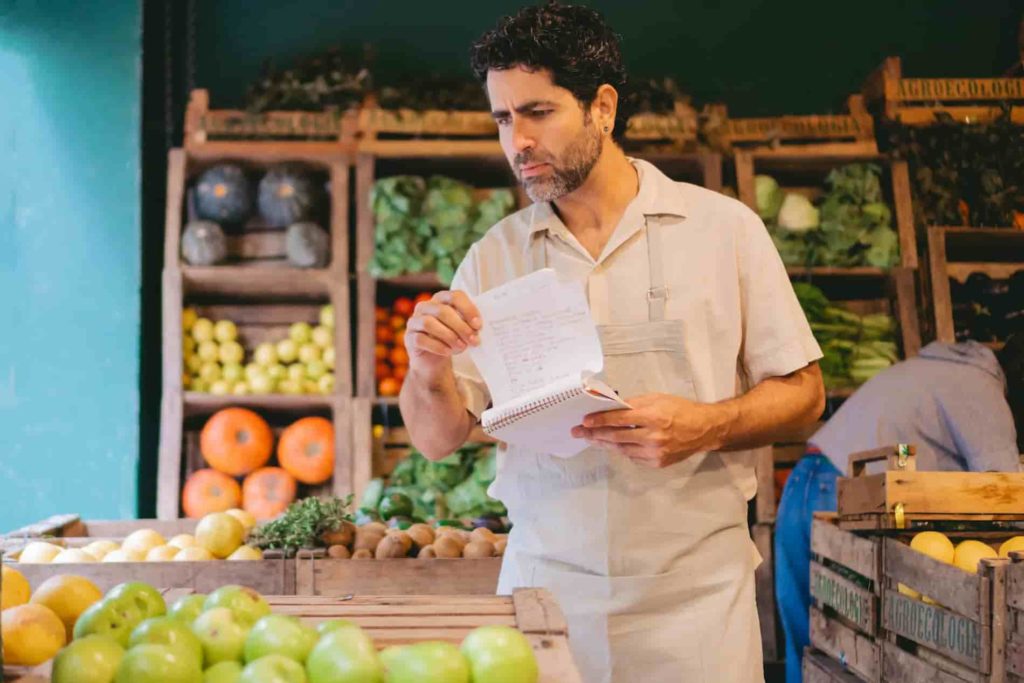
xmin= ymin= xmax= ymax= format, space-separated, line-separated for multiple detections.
xmin=483 ymin=385 xmax=584 ymax=433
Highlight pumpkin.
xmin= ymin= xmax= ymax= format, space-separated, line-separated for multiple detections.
xmin=181 ymin=468 xmax=242 ymax=518
xmin=195 ymin=164 xmax=253 ymax=223
xmin=181 ymin=220 xmax=228 ymax=266
xmin=258 ymin=164 xmax=322 ymax=227
xmin=200 ymin=408 xmax=273 ymax=476
xmin=285 ymin=222 xmax=330 ymax=268
xmin=277 ymin=417 xmax=334 ymax=484
xmin=242 ymin=467 xmax=297 ymax=520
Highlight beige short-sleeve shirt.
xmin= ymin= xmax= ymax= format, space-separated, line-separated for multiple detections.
xmin=450 ymin=159 xmax=822 ymax=497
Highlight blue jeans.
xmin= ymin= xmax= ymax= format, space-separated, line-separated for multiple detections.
xmin=774 ymin=451 xmax=840 ymax=683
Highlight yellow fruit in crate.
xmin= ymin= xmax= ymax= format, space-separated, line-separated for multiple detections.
xmin=19 ymin=541 xmax=63 ymax=564
xmin=319 ymin=304 xmax=334 ymax=329
xmin=287 ymin=363 xmax=305 ymax=382
xmin=306 ymin=360 xmax=328 ymax=381
xmin=298 ymin=343 xmax=322 ymax=364
xmin=167 ymin=534 xmax=197 ymax=550
xmin=267 ymin=364 xmax=287 ymax=382
xmin=214 ymin=319 xmax=238 ymax=343
xmin=244 ymin=362 xmax=264 ymax=381
xmin=30 ymin=575 xmax=102 ymax=640
xmin=227 ymin=545 xmax=262 ymax=561
xmin=1 ymin=603 xmax=67 ymax=665
xmin=122 ymin=529 xmax=167 ymax=557
xmin=232 ymin=381 xmax=250 ymax=396
xmin=101 ymin=549 xmax=143 ymax=563
xmin=910 ymin=531 xmax=955 ymax=563
xmin=183 ymin=374 xmax=192 ymax=390
xmin=278 ymin=379 xmax=302 ymax=395
xmin=210 ymin=380 xmax=232 ymax=396
xmin=289 ymin=322 xmax=313 ymax=344
xmin=999 ymin=536 xmax=1024 ymax=558
xmin=311 ymin=325 xmax=332 ymax=348
xmin=318 ymin=373 xmax=335 ymax=395
xmin=953 ymin=540 xmax=998 ymax=574
xmin=173 ymin=546 xmax=214 ymax=562
xmin=219 ymin=340 xmax=244 ymax=365
xmin=185 ymin=354 xmax=203 ymax=374
xmin=182 ymin=307 xmax=199 ymax=332
xmin=254 ymin=342 xmax=278 ymax=367
xmin=52 ymin=549 xmax=97 ymax=564
xmin=146 ymin=545 xmax=180 ymax=562
xmin=303 ymin=379 xmax=320 ymax=395
xmin=323 ymin=346 xmax=335 ymax=370
xmin=1 ymin=565 xmax=31 ymax=609
xmin=82 ymin=540 xmax=119 ymax=560
xmin=191 ymin=318 xmax=215 ymax=343
xmin=197 ymin=340 xmax=220 ymax=363
xmin=196 ymin=512 xmax=245 ymax=559
xmin=191 ymin=378 xmax=209 ymax=393
xmin=199 ymin=362 xmax=222 ymax=384
xmin=249 ymin=374 xmax=275 ymax=394
xmin=226 ymin=508 xmax=257 ymax=534
xmin=183 ymin=335 xmax=197 ymax=354
xmin=276 ymin=339 xmax=299 ymax=363
xmin=222 ymin=362 xmax=244 ymax=383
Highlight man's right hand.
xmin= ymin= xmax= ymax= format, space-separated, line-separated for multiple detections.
xmin=404 ymin=290 xmax=482 ymax=383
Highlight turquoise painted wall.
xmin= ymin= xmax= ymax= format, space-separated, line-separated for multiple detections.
xmin=0 ymin=1 xmax=141 ymax=531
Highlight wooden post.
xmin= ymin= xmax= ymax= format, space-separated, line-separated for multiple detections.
xmin=928 ymin=227 xmax=956 ymax=343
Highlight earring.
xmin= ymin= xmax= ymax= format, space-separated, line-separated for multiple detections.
xmin=604 ymin=125 xmax=610 ymax=133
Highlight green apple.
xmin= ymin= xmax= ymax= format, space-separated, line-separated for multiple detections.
xmin=289 ymin=322 xmax=312 ymax=345
xmin=379 ymin=642 xmax=468 ymax=683
xmin=322 ymin=347 xmax=335 ymax=370
xmin=108 ymin=582 xmax=167 ymax=620
xmin=244 ymin=363 xmax=264 ymax=381
xmin=131 ymin=617 xmax=204 ymax=670
xmin=267 ymin=364 xmax=287 ymax=382
xmin=74 ymin=599 xmax=136 ymax=647
xmin=306 ymin=627 xmax=381 ymax=683
xmin=214 ymin=320 xmax=238 ymax=343
xmin=113 ymin=643 xmax=202 ymax=683
xmin=249 ymin=374 xmax=276 ymax=394
xmin=210 ymin=380 xmax=232 ymax=396
xmin=192 ymin=318 xmax=215 ymax=343
xmin=219 ymin=341 xmax=245 ymax=365
xmin=302 ymin=380 xmax=320 ymax=395
xmin=314 ymin=619 xmax=358 ymax=637
xmin=222 ymin=363 xmax=244 ymax=383
xmin=168 ymin=594 xmax=207 ymax=624
xmin=203 ymin=661 xmax=243 ymax=683
xmin=311 ymin=326 xmax=332 ymax=349
xmin=276 ymin=339 xmax=299 ymax=363
xmin=319 ymin=305 xmax=334 ymax=330
xmin=51 ymin=634 xmax=124 ymax=683
xmin=199 ymin=362 xmax=222 ymax=384
xmin=278 ymin=379 xmax=302 ymax=395
xmin=243 ymin=615 xmax=312 ymax=664
xmin=232 ymin=382 xmax=250 ymax=396
xmin=204 ymin=586 xmax=271 ymax=629
xmin=287 ymin=364 xmax=306 ymax=382
xmin=198 ymin=341 xmax=220 ymax=363
xmin=192 ymin=607 xmax=248 ymax=667
xmin=317 ymin=374 xmax=335 ymax=395
xmin=460 ymin=626 xmax=538 ymax=683
xmin=305 ymin=360 xmax=327 ymax=381
xmin=253 ymin=343 xmax=278 ymax=367
xmin=240 ymin=654 xmax=307 ymax=683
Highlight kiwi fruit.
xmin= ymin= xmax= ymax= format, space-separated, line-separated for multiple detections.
xmin=321 ymin=520 xmax=356 ymax=547
xmin=376 ymin=535 xmax=409 ymax=559
xmin=418 ymin=545 xmax=437 ymax=559
xmin=352 ymin=549 xmax=374 ymax=560
xmin=433 ymin=535 xmax=463 ymax=558
xmin=463 ymin=540 xmax=496 ymax=559
xmin=327 ymin=544 xmax=351 ymax=559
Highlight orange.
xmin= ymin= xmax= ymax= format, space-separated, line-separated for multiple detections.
xmin=389 ymin=347 xmax=409 ymax=367
xmin=378 ymin=377 xmax=401 ymax=397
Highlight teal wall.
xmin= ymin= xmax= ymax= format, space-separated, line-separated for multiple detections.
xmin=0 ymin=1 xmax=141 ymax=530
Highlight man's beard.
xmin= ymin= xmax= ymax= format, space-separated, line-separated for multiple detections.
xmin=514 ymin=123 xmax=603 ymax=203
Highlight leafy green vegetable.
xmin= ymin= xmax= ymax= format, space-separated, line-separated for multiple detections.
xmin=249 ymin=495 xmax=353 ymax=555
xmin=755 ymin=175 xmax=784 ymax=221
xmin=777 ymin=194 xmax=820 ymax=232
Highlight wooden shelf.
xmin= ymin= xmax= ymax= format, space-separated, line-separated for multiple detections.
xmin=786 ymin=266 xmax=888 ymax=278
xmin=374 ymin=396 xmax=400 ymax=407
xmin=376 ymin=272 xmax=444 ymax=289
xmin=181 ymin=266 xmax=332 ymax=298
xmin=183 ymin=391 xmax=334 ymax=416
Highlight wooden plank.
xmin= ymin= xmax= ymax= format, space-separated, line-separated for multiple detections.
xmin=352 ymin=397 xmax=373 ymax=501
xmin=786 ymin=266 xmax=887 ymax=278
xmin=987 ymin=558 xmax=1008 ymax=682
xmin=328 ymin=273 xmax=353 ymax=398
xmin=356 ymin=272 xmax=377 ymax=397
xmin=164 ymin=149 xmax=186 ymax=269
xmin=181 ymin=265 xmax=329 ymax=297
xmin=360 ymin=139 xmax=505 ymax=159
xmin=882 ymin=588 xmax=988 ymax=671
xmin=699 ymin=151 xmax=723 ymax=193
xmin=526 ymin=633 xmax=584 ymax=683
xmin=752 ymin=523 xmax=779 ymax=661
xmin=889 ymin=160 xmax=918 ymax=270
xmin=930 ymin=226 xmax=955 ymax=345
xmin=811 ymin=517 xmax=880 ymax=584
xmin=947 ymin=262 xmax=1024 ymax=281
xmin=330 ymin=395 xmax=353 ymax=500
xmin=885 ymin=538 xmax=987 ymax=620
xmin=192 ymin=303 xmax=322 ymax=325
xmin=158 ymin=269 xmax=185 ymax=519
xmin=882 ymin=641 xmax=976 ymax=683
xmin=183 ymin=392 xmax=333 ymax=416
xmin=735 ymin=150 xmax=755 ymax=211
xmin=803 ymin=647 xmax=870 ymax=683
xmin=809 ymin=607 xmax=880 ymax=682
xmin=846 ymin=445 xmax=916 ymax=478
xmin=297 ymin=558 xmax=502 ymax=596
xmin=810 ymin=563 xmax=878 ymax=635
xmin=841 ymin=471 xmax=1024 ymax=518
xmin=267 ymin=594 xmax=512 ymax=607
xmin=891 ymin=267 xmax=922 ymax=357
xmin=893 ymin=77 xmax=1024 ymax=103
xmin=186 ymin=141 xmax=356 ymax=159
xmin=513 ymin=588 xmax=569 ymax=635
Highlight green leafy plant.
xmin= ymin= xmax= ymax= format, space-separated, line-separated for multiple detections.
xmin=249 ymin=495 xmax=353 ymax=555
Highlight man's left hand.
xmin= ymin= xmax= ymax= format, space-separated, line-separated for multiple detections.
xmin=571 ymin=393 xmax=730 ymax=468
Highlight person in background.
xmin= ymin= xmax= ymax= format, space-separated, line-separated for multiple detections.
xmin=775 ymin=334 xmax=1024 ymax=683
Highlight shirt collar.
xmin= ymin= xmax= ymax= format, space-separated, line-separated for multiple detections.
xmin=527 ymin=158 xmax=688 ymax=235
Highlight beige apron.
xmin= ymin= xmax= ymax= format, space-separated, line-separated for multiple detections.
xmin=492 ymin=217 xmax=763 ymax=683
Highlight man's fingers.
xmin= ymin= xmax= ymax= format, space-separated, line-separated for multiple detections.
xmin=582 ymin=408 xmax=644 ymax=429
xmin=408 ymin=315 xmax=465 ymax=352
xmin=578 ymin=426 xmax=650 ymax=444
xmin=417 ymin=302 xmax=478 ymax=346
xmin=434 ymin=290 xmax=482 ymax=330
xmin=407 ymin=332 xmax=452 ymax=357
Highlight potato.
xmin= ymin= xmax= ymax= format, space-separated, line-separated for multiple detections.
xmin=352 ymin=549 xmax=374 ymax=560
xmin=433 ymin=535 xmax=463 ymax=559
xmin=376 ymin=535 xmax=409 ymax=559
xmin=354 ymin=530 xmax=386 ymax=553
xmin=418 ymin=545 xmax=437 ymax=559
xmin=463 ymin=540 xmax=495 ymax=559
xmin=407 ymin=524 xmax=435 ymax=549
xmin=470 ymin=527 xmax=498 ymax=544
xmin=321 ymin=520 xmax=356 ymax=548
xmin=361 ymin=522 xmax=388 ymax=536
xmin=494 ymin=539 xmax=507 ymax=556
xmin=327 ymin=544 xmax=351 ymax=559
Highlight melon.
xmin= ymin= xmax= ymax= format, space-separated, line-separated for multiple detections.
xmin=181 ymin=221 xmax=228 ymax=266
xmin=195 ymin=164 xmax=252 ymax=223
xmin=258 ymin=164 xmax=322 ymax=227
xmin=285 ymin=222 xmax=330 ymax=268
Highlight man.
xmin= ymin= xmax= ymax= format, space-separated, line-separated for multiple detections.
xmin=775 ymin=335 xmax=1024 ymax=683
xmin=399 ymin=4 xmax=825 ymax=681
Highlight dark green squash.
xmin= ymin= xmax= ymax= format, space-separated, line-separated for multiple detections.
xmin=181 ymin=220 xmax=228 ymax=266
xmin=194 ymin=164 xmax=252 ymax=223
xmin=258 ymin=164 xmax=322 ymax=227
xmin=285 ymin=222 xmax=330 ymax=268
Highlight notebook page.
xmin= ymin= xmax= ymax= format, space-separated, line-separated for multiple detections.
xmin=468 ymin=268 xmax=603 ymax=407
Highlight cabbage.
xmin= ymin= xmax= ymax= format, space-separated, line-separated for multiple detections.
xmin=755 ymin=175 xmax=784 ymax=221
xmin=777 ymin=194 xmax=820 ymax=232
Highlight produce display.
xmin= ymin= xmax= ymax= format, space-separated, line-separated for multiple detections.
xmin=895 ymin=530 xmax=1024 ymax=602
xmin=951 ymin=271 xmax=1024 ymax=343
xmin=370 ymin=175 xmax=516 ymax=284
xmin=757 ymin=163 xmax=900 ymax=269
xmin=182 ymin=305 xmax=336 ymax=396
xmin=182 ymin=408 xmax=334 ymax=519
xmin=375 ymin=293 xmax=432 ymax=396
xmin=793 ymin=282 xmax=899 ymax=389
xmin=8 ymin=510 xmax=261 ymax=565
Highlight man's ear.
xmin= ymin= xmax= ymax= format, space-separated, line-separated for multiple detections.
xmin=592 ymin=84 xmax=618 ymax=134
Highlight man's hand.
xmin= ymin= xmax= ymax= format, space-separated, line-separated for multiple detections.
xmin=404 ymin=290 xmax=482 ymax=384
xmin=571 ymin=394 xmax=732 ymax=468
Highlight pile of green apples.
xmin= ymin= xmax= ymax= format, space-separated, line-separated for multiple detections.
xmin=183 ymin=305 xmax=336 ymax=396
xmin=51 ymin=581 xmax=540 ymax=683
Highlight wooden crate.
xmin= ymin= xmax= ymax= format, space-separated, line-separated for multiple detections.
xmin=927 ymin=226 xmax=1024 ymax=348
xmin=1001 ymin=551 xmax=1024 ymax=679
xmin=706 ymin=95 xmax=877 ymax=155
xmin=804 ymin=647 xmax=870 ymax=682
xmin=862 ymin=57 xmax=1024 ymax=126
xmin=809 ymin=514 xmax=884 ymax=682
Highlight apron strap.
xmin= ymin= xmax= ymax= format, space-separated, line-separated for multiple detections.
xmin=645 ymin=217 xmax=668 ymax=322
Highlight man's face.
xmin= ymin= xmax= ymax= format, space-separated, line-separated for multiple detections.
xmin=486 ymin=66 xmax=603 ymax=202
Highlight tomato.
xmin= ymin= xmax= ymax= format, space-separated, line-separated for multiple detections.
xmin=392 ymin=297 xmax=415 ymax=317
xmin=414 ymin=292 xmax=433 ymax=306
xmin=374 ymin=344 xmax=388 ymax=361
xmin=393 ymin=365 xmax=408 ymax=381
xmin=375 ymin=307 xmax=388 ymax=323
xmin=376 ymin=325 xmax=394 ymax=344
xmin=389 ymin=315 xmax=406 ymax=331
xmin=375 ymin=363 xmax=391 ymax=381
xmin=378 ymin=377 xmax=401 ymax=397
xmin=389 ymin=347 xmax=409 ymax=367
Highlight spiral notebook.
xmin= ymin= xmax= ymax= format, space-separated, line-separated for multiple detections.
xmin=468 ymin=268 xmax=630 ymax=457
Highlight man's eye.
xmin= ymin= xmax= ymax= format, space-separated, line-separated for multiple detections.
xmin=529 ymin=110 xmax=552 ymax=118
xmin=495 ymin=116 xmax=511 ymax=127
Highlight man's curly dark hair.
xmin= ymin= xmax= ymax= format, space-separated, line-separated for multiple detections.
xmin=470 ymin=2 xmax=630 ymax=140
